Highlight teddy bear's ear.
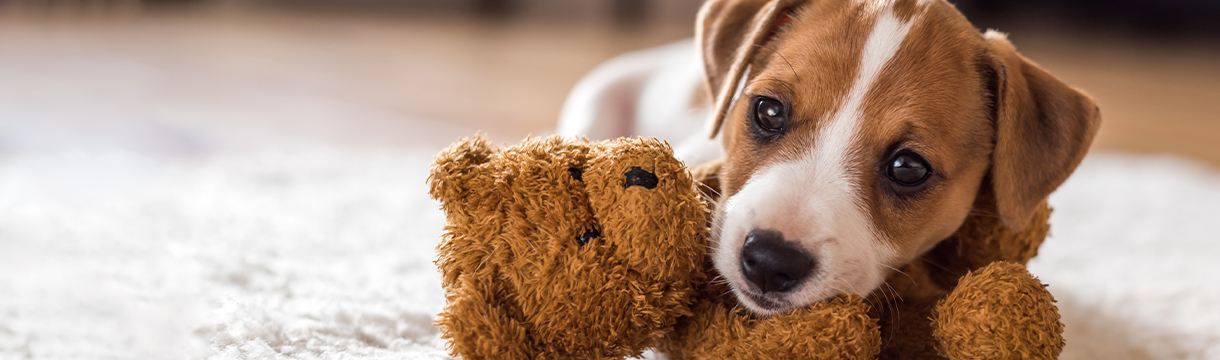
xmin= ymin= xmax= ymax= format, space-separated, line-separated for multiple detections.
xmin=429 ymin=134 xmax=497 ymax=207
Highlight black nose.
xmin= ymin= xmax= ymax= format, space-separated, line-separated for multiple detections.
xmin=740 ymin=229 xmax=815 ymax=293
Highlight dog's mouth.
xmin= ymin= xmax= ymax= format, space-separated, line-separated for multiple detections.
xmin=738 ymin=288 xmax=792 ymax=314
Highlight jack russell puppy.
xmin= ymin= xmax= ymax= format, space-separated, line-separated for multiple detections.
xmin=558 ymin=0 xmax=1100 ymax=316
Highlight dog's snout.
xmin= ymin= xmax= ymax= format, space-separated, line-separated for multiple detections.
xmin=740 ymin=229 xmax=815 ymax=293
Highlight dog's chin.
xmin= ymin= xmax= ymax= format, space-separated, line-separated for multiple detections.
xmin=730 ymin=279 xmax=846 ymax=316
xmin=733 ymin=287 xmax=792 ymax=316
xmin=727 ymin=285 xmax=824 ymax=317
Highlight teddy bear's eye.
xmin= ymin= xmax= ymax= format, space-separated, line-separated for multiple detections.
xmin=568 ymin=167 xmax=583 ymax=181
xmin=624 ymin=167 xmax=658 ymax=189
xmin=576 ymin=229 xmax=599 ymax=246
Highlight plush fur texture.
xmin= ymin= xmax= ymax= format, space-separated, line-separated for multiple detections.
xmin=428 ymin=135 xmax=710 ymax=359
xmin=934 ymin=261 xmax=1066 ymax=359
xmin=659 ymin=288 xmax=882 ymax=360
xmin=429 ymin=136 xmax=1064 ymax=360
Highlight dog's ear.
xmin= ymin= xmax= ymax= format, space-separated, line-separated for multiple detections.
xmin=982 ymin=31 xmax=1100 ymax=230
xmin=698 ymin=0 xmax=797 ymax=137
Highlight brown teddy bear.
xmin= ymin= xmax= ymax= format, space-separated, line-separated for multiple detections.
xmin=428 ymin=135 xmax=711 ymax=359
xmin=429 ymin=135 xmax=1064 ymax=360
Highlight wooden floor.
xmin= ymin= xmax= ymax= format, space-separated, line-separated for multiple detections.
xmin=2 ymin=6 xmax=1218 ymax=166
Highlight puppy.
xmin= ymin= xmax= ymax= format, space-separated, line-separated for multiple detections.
xmin=558 ymin=0 xmax=1099 ymax=316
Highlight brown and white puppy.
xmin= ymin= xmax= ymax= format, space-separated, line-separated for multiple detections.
xmin=558 ymin=0 xmax=1100 ymax=316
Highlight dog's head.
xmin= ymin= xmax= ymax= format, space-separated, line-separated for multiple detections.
xmin=699 ymin=0 xmax=1100 ymax=315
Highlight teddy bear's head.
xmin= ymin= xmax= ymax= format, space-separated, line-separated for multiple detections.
xmin=429 ymin=135 xmax=710 ymax=359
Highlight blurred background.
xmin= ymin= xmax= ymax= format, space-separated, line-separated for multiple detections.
xmin=1 ymin=0 xmax=1218 ymax=165
xmin=3 ymin=2 xmax=1219 ymax=359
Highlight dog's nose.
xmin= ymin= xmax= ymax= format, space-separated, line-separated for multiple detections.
xmin=740 ymin=229 xmax=815 ymax=293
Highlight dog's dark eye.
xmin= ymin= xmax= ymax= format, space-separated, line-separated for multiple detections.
xmin=886 ymin=151 xmax=932 ymax=186
xmin=751 ymin=96 xmax=788 ymax=133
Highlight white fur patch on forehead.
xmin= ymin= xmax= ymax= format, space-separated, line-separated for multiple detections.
xmin=763 ymin=2 xmax=915 ymax=294
xmin=811 ymin=4 xmax=918 ymax=189
xmin=711 ymin=1 xmax=929 ymax=314
xmin=855 ymin=8 xmax=917 ymax=97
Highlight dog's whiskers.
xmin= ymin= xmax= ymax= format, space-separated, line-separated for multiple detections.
xmin=699 ymin=185 xmax=723 ymax=200
xmin=920 ymin=257 xmax=953 ymax=272
xmin=883 ymin=280 xmax=904 ymax=303
xmin=880 ymin=283 xmax=900 ymax=346
xmin=881 ymin=263 xmax=915 ymax=287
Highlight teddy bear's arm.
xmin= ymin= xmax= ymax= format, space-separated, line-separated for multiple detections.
xmin=435 ymin=273 xmax=536 ymax=360
xmin=931 ymin=261 xmax=1065 ymax=360
xmin=664 ymin=294 xmax=881 ymax=360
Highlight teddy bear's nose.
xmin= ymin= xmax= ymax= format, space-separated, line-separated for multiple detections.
xmin=740 ymin=229 xmax=815 ymax=293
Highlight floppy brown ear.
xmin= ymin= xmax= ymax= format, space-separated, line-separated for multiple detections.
xmin=698 ymin=0 xmax=798 ymax=137
xmin=983 ymin=31 xmax=1101 ymax=230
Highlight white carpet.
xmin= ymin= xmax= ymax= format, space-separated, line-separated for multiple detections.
xmin=1 ymin=148 xmax=1217 ymax=359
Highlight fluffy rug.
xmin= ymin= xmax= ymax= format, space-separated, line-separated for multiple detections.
xmin=1 ymin=148 xmax=1217 ymax=359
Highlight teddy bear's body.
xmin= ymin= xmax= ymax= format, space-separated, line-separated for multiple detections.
xmin=430 ymin=135 xmax=1064 ymax=360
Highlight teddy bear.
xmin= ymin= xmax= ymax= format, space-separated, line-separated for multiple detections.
xmin=428 ymin=135 xmax=1064 ymax=360
xmin=428 ymin=135 xmax=712 ymax=359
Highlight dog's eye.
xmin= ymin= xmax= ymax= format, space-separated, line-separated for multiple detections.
xmin=751 ymin=96 xmax=788 ymax=134
xmin=886 ymin=151 xmax=931 ymax=186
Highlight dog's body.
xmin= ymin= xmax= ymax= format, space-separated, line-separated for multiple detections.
xmin=559 ymin=0 xmax=1098 ymax=316
xmin=558 ymin=40 xmax=724 ymax=166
